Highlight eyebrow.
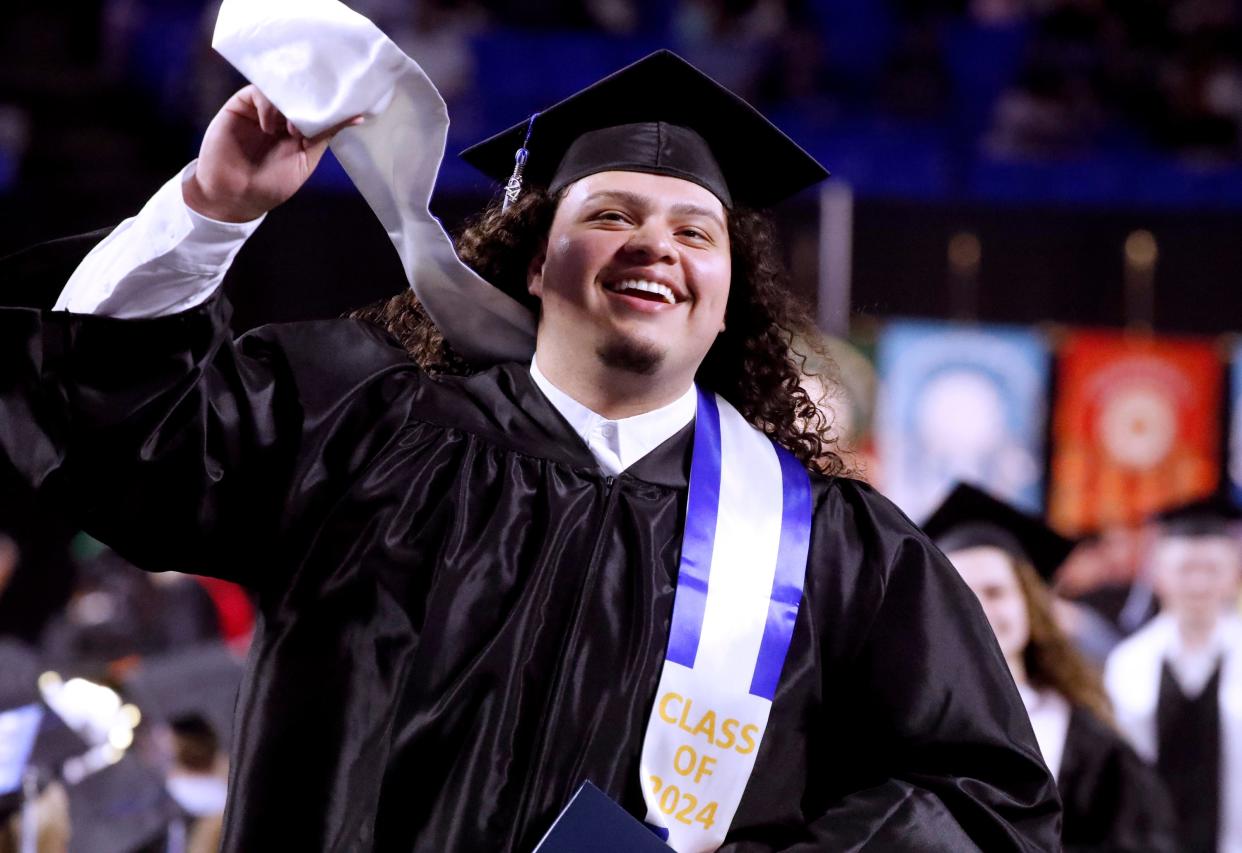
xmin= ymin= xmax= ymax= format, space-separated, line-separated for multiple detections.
xmin=583 ymin=190 xmax=726 ymax=231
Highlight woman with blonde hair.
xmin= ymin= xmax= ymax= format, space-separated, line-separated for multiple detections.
xmin=926 ymin=483 xmax=1178 ymax=852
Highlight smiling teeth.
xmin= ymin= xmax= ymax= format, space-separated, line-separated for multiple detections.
xmin=611 ymin=279 xmax=676 ymax=304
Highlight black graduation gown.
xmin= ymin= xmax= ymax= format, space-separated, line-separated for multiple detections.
xmin=0 ymin=233 xmax=1061 ymax=852
xmin=1156 ymin=661 xmax=1223 ymax=853
xmin=1058 ymin=706 xmax=1178 ymax=852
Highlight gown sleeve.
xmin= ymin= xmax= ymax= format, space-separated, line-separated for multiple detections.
xmin=0 ymin=230 xmax=417 ymax=586
xmin=743 ymin=483 xmax=1062 ymax=852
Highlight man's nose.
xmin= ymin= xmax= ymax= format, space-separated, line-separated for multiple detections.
xmin=621 ymin=222 xmax=676 ymax=263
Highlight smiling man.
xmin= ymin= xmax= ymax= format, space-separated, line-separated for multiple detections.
xmin=0 ymin=45 xmax=1058 ymax=853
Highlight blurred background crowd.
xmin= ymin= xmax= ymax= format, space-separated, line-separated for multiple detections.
xmin=8 ymin=0 xmax=1242 ymax=218
xmin=3 ymin=0 xmax=1242 ymax=850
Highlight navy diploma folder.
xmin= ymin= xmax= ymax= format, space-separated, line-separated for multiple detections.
xmin=533 ymin=781 xmax=674 ymax=852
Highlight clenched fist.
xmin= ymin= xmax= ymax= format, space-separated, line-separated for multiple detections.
xmin=184 ymin=85 xmax=363 ymax=222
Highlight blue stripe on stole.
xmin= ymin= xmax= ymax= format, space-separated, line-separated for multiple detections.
xmin=665 ymin=387 xmax=723 ymax=669
xmin=749 ymin=446 xmax=813 ymax=700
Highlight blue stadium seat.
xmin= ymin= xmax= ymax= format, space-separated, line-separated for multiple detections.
xmin=469 ymin=31 xmax=662 ymax=131
xmin=944 ymin=18 xmax=1031 ymax=138
xmin=805 ymin=0 xmax=897 ymax=90
xmin=778 ymin=112 xmax=952 ymax=199
xmin=123 ymin=2 xmax=205 ymax=118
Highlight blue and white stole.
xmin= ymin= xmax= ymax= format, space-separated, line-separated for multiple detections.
xmin=640 ymin=388 xmax=813 ymax=852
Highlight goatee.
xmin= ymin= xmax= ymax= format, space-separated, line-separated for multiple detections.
xmin=596 ymin=337 xmax=664 ymax=376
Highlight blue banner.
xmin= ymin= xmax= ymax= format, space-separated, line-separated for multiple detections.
xmin=875 ymin=320 xmax=1051 ymax=524
xmin=1231 ymin=342 xmax=1242 ymax=507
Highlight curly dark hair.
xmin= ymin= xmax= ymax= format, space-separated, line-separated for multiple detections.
xmin=348 ymin=189 xmax=847 ymax=476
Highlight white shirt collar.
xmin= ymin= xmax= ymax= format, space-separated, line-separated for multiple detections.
xmin=529 ymin=358 xmax=697 ymax=476
xmin=1166 ymin=612 xmax=1242 ymax=696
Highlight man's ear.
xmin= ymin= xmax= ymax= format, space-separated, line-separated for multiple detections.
xmin=527 ymin=243 xmax=548 ymax=298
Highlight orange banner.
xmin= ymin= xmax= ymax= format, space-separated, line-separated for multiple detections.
xmin=1048 ymin=331 xmax=1222 ymax=535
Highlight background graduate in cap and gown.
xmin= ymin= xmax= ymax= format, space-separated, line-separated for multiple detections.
xmin=927 ymin=483 xmax=1179 ymax=852
xmin=0 ymin=642 xmax=188 ymax=853
xmin=0 ymin=3 xmax=1059 ymax=849
xmin=1105 ymin=495 xmax=1242 ymax=853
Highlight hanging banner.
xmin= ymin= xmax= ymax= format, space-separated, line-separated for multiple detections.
xmin=874 ymin=320 xmax=1050 ymax=524
xmin=1048 ymin=331 xmax=1221 ymax=535
xmin=1229 ymin=340 xmax=1242 ymax=507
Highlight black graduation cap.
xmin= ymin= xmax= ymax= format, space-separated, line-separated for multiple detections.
xmin=0 ymin=642 xmax=90 ymax=819
xmin=0 ymin=640 xmax=42 ymax=706
xmin=64 ymin=754 xmax=181 ymax=853
xmin=1153 ymin=492 xmax=1242 ymax=538
xmin=0 ymin=643 xmax=90 ymax=778
xmin=459 ymin=50 xmax=829 ymax=210
xmin=922 ymin=483 xmax=1076 ymax=582
xmin=122 ymin=642 xmax=243 ymax=752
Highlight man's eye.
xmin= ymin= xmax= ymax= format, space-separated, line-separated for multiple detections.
xmin=595 ymin=210 xmax=629 ymax=222
xmin=680 ymin=227 xmax=713 ymax=243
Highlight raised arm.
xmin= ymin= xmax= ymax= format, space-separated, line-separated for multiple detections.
xmin=0 ymin=88 xmax=396 ymax=586
xmin=52 ymin=85 xmax=362 ymax=319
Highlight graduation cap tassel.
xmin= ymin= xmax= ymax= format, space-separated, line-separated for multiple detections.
xmin=502 ymin=113 xmax=539 ymax=211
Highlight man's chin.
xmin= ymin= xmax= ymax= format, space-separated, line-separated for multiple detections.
xmin=595 ymin=337 xmax=665 ymax=376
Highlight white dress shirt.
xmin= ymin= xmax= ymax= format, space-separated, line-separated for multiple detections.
xmin=52 ymin=165 xmax=698 ymax=476
xmin=529 ymin=359 xmax=697 ymax=476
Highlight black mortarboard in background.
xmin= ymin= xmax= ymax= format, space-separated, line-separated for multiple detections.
xmin=459 ymin=50 xmax=829 ymax=210
xmin=0 ymin=640 xmax=41 ymax=705
xmin=0 ymin=644 xmax=184 ymax=853
xmin=0 ymin=641 xmax=89 ymax=820
xmin=922 ymin=483 xmax=1077 ymax=582
xmin=64 ymin=754 xmax=180 ymax=853
xmin=2 ymin=721 xmax=177 ymax=853
xmin=1152 ymin=492 xmax=1242 ymax=539
xmin=122 ymin=643 xmax=243 ymax=752
xmin=0 ymin=642 xmax=89 ymax=780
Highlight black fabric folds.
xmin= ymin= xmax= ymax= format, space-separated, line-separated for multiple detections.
xmin=1157 ymin=662 xmax=1222 ymax=853
xmin=0 ymin=234 xmax=1060 ymax=851
xmin=1057 ymin=706 xmax=1178 ymax=852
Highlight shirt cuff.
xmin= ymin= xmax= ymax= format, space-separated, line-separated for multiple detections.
xmin=174 ymin=161 xmax=266 ymax=272
xmin=54 ymin=161 xmax=265 ymax=317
